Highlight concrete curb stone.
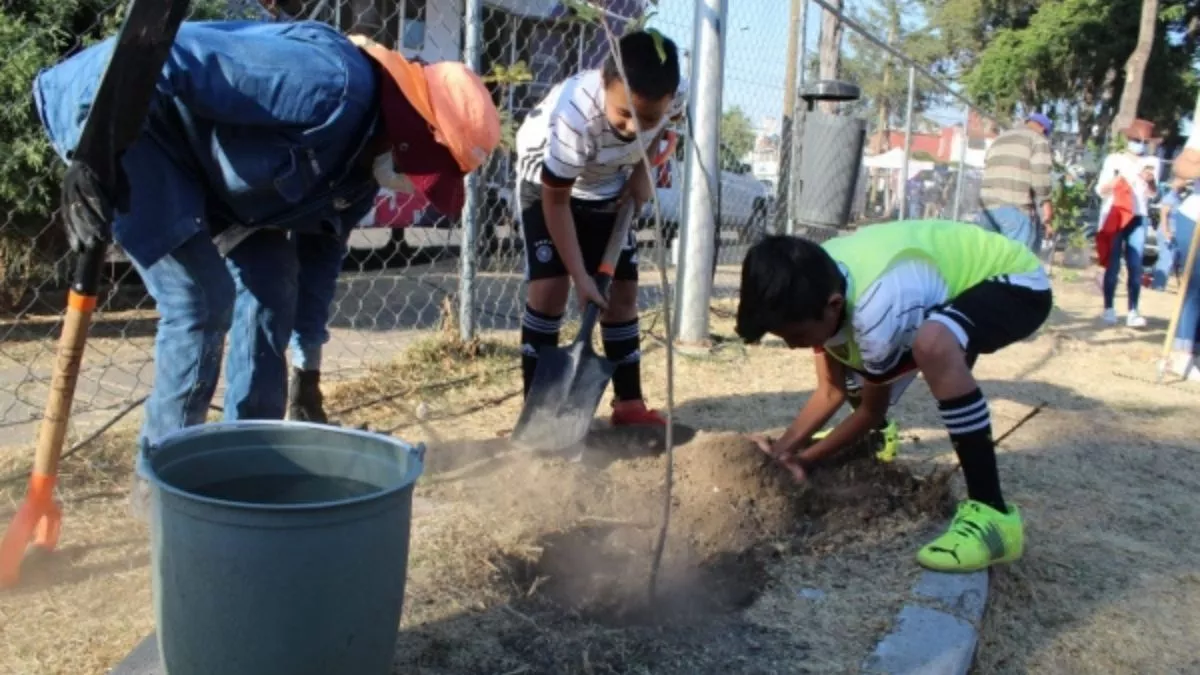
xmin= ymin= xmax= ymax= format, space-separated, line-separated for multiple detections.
xmin=114 ymin=571 xmax=992 ymax=675
xmin=106 ymin=634 xmax=158 ymax=675
xmin=861 ymin=569 xmax=990 ymax=675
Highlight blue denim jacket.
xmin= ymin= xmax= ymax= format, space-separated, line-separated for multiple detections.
xmin=33 ymin=20 xmax=380 ymax=268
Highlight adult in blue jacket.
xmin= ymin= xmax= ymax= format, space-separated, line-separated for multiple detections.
xmin=34 ymin=21 xmax=500 ymax=444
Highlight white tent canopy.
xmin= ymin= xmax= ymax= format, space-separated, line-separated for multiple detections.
xmin=863 ymin=148 xmax=936 ymax=178
xmin=862 ymin=148 xmax=906 ymax=170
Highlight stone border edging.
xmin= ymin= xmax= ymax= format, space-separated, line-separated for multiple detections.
xmin=113 ymin=566 xmax=992 ymax=675
xmin=861 ymin=569 xmax=990 ymax=674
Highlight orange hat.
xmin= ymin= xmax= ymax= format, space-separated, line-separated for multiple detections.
xmin=351 ymin=35 xmax=501 ymax=215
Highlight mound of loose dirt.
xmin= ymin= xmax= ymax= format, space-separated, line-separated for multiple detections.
xmin=414 ymin=429 xmax=953 ymax=628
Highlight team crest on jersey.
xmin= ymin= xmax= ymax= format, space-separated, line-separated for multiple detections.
xmin=535 ymin=242 xmax=555 ymax=263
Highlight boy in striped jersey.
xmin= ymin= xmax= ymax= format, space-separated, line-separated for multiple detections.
xmin=514 ymin=31 xmax=687 ymax=427
xmin=736 ymin=220 xmax=1053 ymax=573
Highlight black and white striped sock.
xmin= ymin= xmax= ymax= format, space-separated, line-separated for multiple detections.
xmin=938 ymin=388 xmax=1007 ymax=513
xmin=520 ymin=306 xmax=563 ymax=398
xmin=601 ymin=318 xmax=643 ymax=402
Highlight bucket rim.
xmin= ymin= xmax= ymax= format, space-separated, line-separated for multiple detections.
xmin=138 ymin=420 xmax=425 ymax=512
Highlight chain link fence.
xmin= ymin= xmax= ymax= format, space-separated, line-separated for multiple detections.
xmin=0 ymin=0 xmax=1002 ymax=441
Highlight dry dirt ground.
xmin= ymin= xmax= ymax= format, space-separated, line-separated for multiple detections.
xmin=0 ymin=267 xmax=1198 ymax=674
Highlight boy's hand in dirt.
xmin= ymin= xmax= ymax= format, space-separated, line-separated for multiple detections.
xmin=749 ymin=434 xmax=807 ymax=483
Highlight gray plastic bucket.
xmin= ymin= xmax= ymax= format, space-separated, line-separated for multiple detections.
xmin=137 ymin=421 xmax=425 ymax=675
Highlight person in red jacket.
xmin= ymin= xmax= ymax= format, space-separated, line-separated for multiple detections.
xmin=1095 ymin=128 xmax=1157 ymax=327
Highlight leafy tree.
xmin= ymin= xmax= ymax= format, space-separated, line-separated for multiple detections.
xmin=947 ymin=0 xmax=1199 ymax=144
xmin=720 ymin=107 xmax=755 ymax=171
xmin=481 ymin=61 xmax=534 ymax=153
xmin=0 ymin=0 xmax=262 ymax=312
xmin=1113 ymin=0 xmax=1160 ymax=134
xmin=840 ymin=0 xmax=941 ymax=146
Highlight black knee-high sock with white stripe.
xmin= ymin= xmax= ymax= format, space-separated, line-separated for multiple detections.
xmin=521 ymin=306 xmax=563 ymax=398
xmin=938 ymin=388 xmax=1008 ymax=513
xmin=602 ymin=318 xmax=643 ymax=402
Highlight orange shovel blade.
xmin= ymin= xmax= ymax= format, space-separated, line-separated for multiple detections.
xmin=0 ymin=474 xmax=61 ymax=588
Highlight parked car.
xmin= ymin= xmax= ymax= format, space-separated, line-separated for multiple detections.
xmin=350 ymin=179 xmax=519 ymax=267
xmin=637 ymin=156 xmax=772 ymax=247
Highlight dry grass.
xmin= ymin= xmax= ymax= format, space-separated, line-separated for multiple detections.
xmin=0 ymin=265 xmax=1197 ymax=674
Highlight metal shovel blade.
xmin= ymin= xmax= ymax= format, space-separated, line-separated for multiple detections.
xmin=510 ymin=341 xmax=617 ymax=452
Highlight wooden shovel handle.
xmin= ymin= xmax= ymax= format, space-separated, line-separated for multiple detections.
xmin=1161 ymin=228 xmax=1200 ymax=369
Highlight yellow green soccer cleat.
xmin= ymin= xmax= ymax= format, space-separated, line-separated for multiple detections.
xmin=917 ymin=500 xmax=1024 ymax=573
xmin=875 ymin=419 xmax=899 ymax=463
xmin=811 ymin=420 xmax=899 ymax=461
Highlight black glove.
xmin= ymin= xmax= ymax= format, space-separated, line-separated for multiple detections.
xmin=61 ymin=158 xmax=126 ymax=253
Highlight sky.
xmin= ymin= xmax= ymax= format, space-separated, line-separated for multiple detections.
xmin=646 ymin=0 xmax=973 ymax=134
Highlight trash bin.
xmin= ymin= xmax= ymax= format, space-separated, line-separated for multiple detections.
xmin=793 ymin=80 xmax=866 ymax=230
xmin=138 ymin=421 xmax=425 ymax=675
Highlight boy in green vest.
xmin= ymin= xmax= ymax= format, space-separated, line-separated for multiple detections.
xmin=736 ymin=219 xmax=1052 ymax=573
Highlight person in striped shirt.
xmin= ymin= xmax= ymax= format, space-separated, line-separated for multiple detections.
xmin=514 ymin=30 xmax=687 ymax=427
xmin=977 ymin=113 xmax=1055 ymax=252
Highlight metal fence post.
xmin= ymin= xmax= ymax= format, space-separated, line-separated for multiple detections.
xmin=786 ymin=3 xmax=809 ymax=236
xmin=898 ymin=65 xmax=915 ymax=220
xmin=951 ymin=105 xmax=969 ymax=221
xmin=458 ymin=0 xmax=484 ymax=342
xmin=775 ymin=0 xmax=805 ymax=235
xmin=677 ymin=0 xmax=726 ymax=344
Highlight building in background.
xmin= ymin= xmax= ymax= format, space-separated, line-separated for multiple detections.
xmin=749 ymin=116 xmax=782 ymax=193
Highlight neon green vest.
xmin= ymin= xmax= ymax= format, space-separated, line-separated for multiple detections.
xmin=820 ymin=219 xmax=1042 ymax=371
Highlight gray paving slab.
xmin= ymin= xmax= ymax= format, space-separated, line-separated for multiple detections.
xmin=861 ymin=604 xmax=979 ymax=675
xmin=107 ymin=634 xmax=160 ymax=675
xmin=913 ymin=570 xmax=989 ymax=624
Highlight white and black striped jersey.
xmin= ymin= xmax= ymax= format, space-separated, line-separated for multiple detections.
xmin=515 ymin=70 xmax=687 ymax=202
xmin=825 ymin=259 xmax=1050 ymax=380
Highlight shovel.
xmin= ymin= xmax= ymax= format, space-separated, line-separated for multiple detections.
xmin=1157 ymin=223 xmax=1200 ymax=382
xmin=510 ymin=200 xmax=638 ymax=453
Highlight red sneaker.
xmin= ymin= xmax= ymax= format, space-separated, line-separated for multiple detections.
xmin=610 ymin=399 xmax=667 ymax=427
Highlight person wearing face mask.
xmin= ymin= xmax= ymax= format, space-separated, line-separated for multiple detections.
xmin=33 ymin=20 xmax=501 ymax=444
xmin=1095 ymin=123 xmax=1158 ymax=327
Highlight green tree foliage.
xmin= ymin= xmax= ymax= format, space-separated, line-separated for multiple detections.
xmin=482 ymin=61 xmax=533 ymax=152
xmin=720 ymin=107 xmax=756 ymax=171
xmin=0 ymin=0 xmax=256 ymax=310
xmin=948 ymin=0 xmax=1199 ymax=143
xmin=840 ymin=0 xmax=942 ymax=137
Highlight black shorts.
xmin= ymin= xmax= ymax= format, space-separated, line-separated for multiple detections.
xmin=852 ymin=273 xmax=1053 ymax=385
xmin=927 ymin=274 xmax=1053 ymax=357
xmin=520 ymin=184 xmax=639 ymax=282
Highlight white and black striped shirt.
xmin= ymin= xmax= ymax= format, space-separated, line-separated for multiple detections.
xmin=515 ymin=70 xmax=687 ymax=202
xmin=827 ymin=260 xmax=1049 ymax=379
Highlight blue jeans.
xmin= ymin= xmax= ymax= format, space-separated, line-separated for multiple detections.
xmin=977 ymin=205 xmax=1038 ymax=252
xmin=135 ymin=229 xmax=299 ymax=445
xmin=289 ymin=230 xmax=351 ymax=372
xmin=1103 ymin=217 xmax=1147 ymax=312
xmin=1174 ymin=218 xmax=1200 ymax=355
xmin=1151 ymin=236 xmax=1177 ymax=291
